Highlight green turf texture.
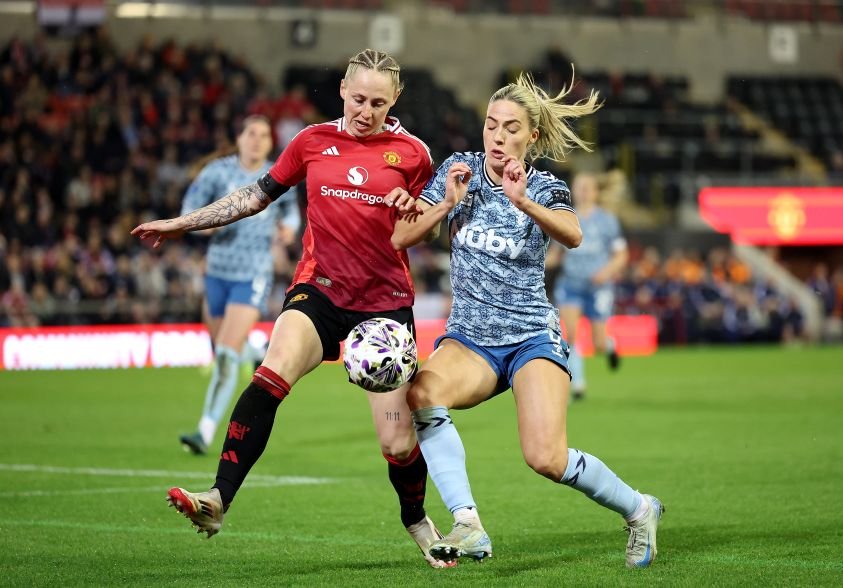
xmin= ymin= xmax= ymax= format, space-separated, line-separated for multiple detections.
xmin=1 ymin=346 xmax=842 ymax=587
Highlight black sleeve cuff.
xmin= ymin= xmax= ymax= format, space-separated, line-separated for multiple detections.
xmin=258 ymin=173 xmax=291 ymax=201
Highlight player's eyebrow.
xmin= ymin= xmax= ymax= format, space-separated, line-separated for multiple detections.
xmin=486 ymin=115 xmax=522 ymax=126
xmin=352 ymin=92 xmax=387 ymax=103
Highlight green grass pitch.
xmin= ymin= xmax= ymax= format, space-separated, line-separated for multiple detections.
xmin=1 ymin=346 xmax=842 ymax=586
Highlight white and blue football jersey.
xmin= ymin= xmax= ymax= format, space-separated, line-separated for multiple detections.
xmin=420 ymin=152 xmax=575 ymax=346
xmin=559 ymin=207 xmax=624 ymax=290
xmin=181 ymin=155 xmax=299 ymax=282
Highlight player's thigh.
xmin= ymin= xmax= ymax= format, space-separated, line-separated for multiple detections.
xmin=512 ymin=359 xmax=570 ymax=477
xmin=408 ymin=338 xmax=498 ymax=411
xmin=216 ymin=303 xmax=261 ymax=350
xmin=368 ymin=383 xmax=417 ymax=457
xmin=262 ymin=309 xmax=324 ymax=386
xmin=559 ymin=305 xmax=582 ymax=344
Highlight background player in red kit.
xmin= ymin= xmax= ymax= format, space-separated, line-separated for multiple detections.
xmin=131 ymin=49 xmax=450 ymax=568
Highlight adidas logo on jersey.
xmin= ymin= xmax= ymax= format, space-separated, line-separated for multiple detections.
xmin=455 ymin=223 xmax=526 ymax=259
xmin=321 ymin=146 xmax=340 ymax=156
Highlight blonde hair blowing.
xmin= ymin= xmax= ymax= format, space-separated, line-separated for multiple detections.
xmin=490 ymin=71 xmax=601 ymax=162
xmin=345 ymin=48 xmax=404 ymax=94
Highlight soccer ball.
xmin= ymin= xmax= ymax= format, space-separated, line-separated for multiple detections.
xmin=343 ymin=317 xmax=417 ymax=393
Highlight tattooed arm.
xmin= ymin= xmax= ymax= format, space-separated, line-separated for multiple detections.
xmin=131 ymin=183 xmax=272 ymax=249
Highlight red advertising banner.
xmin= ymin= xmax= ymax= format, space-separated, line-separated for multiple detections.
xmin=0 ymin=316 xmax=657 ymax=371
xmin=698 ymin=187 xmax=843 ymax=245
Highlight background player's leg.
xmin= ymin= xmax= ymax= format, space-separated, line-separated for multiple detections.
xmin=180 ymin=288 xmax=225 ymax=454
xmin=560 ymin=304 xmax=586 ymax=398
xmin=197 ymin=303 xmax=261 ymax=448
xmin=591 ymin=318 xmax=619 ymax=371
xmin=591 ymin=286 xmax=620 ymax=371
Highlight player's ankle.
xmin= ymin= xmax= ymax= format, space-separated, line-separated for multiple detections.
xmin=454 ymin=506 xmax=480 ymax=524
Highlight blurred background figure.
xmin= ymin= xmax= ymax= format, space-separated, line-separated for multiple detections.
xmin=177 ymin=115 xmax=300 ymax=455
xmin=549 ymin=172 xmax=628 ymax=400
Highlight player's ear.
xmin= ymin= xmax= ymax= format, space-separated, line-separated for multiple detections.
xmin=390 ymin=88 xmax=401 ymax=107
xmin=530 ymin=128 xmax=539 ymax=144
xmin=340 ymin=78 xmax=347 ymax=100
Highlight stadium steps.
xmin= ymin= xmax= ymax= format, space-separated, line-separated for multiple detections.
xmin=725 ymin=97 xmax=827 ymax=182
xmin=732 ymin=243 xmax=825 ymax=341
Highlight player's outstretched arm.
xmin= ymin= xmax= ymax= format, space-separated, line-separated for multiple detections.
xmin=392 ymin=163 xmax=471 ymax=250
xmin=131 ymin=182 xmax=273 ymax=248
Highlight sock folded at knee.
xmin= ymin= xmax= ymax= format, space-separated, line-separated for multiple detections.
xmin=412 ymin=406 xmax=476 ymax=513
xmin=213 ymin=367 xmax=290 ymax=506
xmin=560 ymin=447 xmax=641 ymax=519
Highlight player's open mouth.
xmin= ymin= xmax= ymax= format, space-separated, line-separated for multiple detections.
xmin=353 ymin=120 xmax=371 ymax=132
xmin=490 ymin=149 xmax=506 ymax=160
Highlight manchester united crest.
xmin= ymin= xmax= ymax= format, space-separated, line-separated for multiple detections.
xmin=383 ymin=151 xmax=402 ymax=165
xmin=767 ymin=193 xmax=805 ymax=240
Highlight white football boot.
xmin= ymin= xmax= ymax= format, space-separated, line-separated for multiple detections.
xmin=624 ymin=494 xmax=665 ymax=568
xmin=430 ymin=518 xmax=493 ymax=562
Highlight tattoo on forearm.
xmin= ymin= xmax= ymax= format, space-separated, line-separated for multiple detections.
xmin=385 ymin=411 xmax=400 ymax=421
xmin=182 ymin=183 xmax=271 ymax=231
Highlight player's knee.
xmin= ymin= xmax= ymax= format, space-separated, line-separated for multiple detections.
xmin=406 ymin=374 xmax=441 ymax=411
xmin=380 ymin=434 xmax=417 ymax=462
xmin=523 ymin=445 xmax=569 ymax=481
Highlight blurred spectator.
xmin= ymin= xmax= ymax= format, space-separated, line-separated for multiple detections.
xmin=610 ymin=245 xmax=817 ymax=345
xmin=0 ymin=31 xmax=312 ymax=326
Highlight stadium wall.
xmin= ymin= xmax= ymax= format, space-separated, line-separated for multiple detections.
xmin=1 ymin=5 xmax=841 ymax=106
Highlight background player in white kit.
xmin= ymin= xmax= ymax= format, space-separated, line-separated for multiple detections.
xmin=177 ymin=115 xmax=301 ymax=456
xmin=391 ymin=73 xmax=664 ymax=569
xmin=549 ymin=171 xmax=628 ymax=400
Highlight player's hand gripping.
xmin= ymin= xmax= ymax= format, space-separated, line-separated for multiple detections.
xmin=444 ymin=162 xmax=472 ymax=210
xmin=501 ymin=156 xmax=530 ymax=211
xmin=131 ymin=219 xmax=186 ymax=249
xmin=384 ymin=187 xmax=423 ymax=216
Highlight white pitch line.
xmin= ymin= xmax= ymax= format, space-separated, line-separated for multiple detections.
xmin=0 ymin=463 xmax=334 ymax=485
xmin=0 ymin=479 xmax=299 ymax=499
xmin=1 ymin=485 xmax=168 ymax=498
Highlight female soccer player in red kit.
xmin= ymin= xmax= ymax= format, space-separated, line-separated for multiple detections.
xmin=132 ymin=49 xmax=452 ymax=568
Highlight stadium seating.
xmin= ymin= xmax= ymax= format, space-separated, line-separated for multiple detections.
xmin=726 ymin=76 xmax=843 ymax=173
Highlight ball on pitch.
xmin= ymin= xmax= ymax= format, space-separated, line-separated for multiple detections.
xmin=342 ymin=317 xmax=417 ymax=392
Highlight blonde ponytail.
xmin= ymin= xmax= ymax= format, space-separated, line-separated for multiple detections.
xmin=490 ymin=70 xmax=601 ymax=162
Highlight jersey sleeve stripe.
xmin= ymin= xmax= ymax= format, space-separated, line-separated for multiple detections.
xmin=418 ymin=194 xmax=438 ymax=207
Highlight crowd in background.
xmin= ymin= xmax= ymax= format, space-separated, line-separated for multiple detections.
xmin=1 ymin=31 xmax=841 ymax=346
xmin=0 ymin=30 xmax=307 ymax=327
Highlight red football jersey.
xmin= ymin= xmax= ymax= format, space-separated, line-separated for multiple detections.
xmin=269 ymin=116 xmax=433 ymax=311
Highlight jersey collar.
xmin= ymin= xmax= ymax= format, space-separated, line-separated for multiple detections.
xmin=482 ymin=155 xmax=536 ymax=191
xmin=337 ymin=116 xmax=401 ymax=135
